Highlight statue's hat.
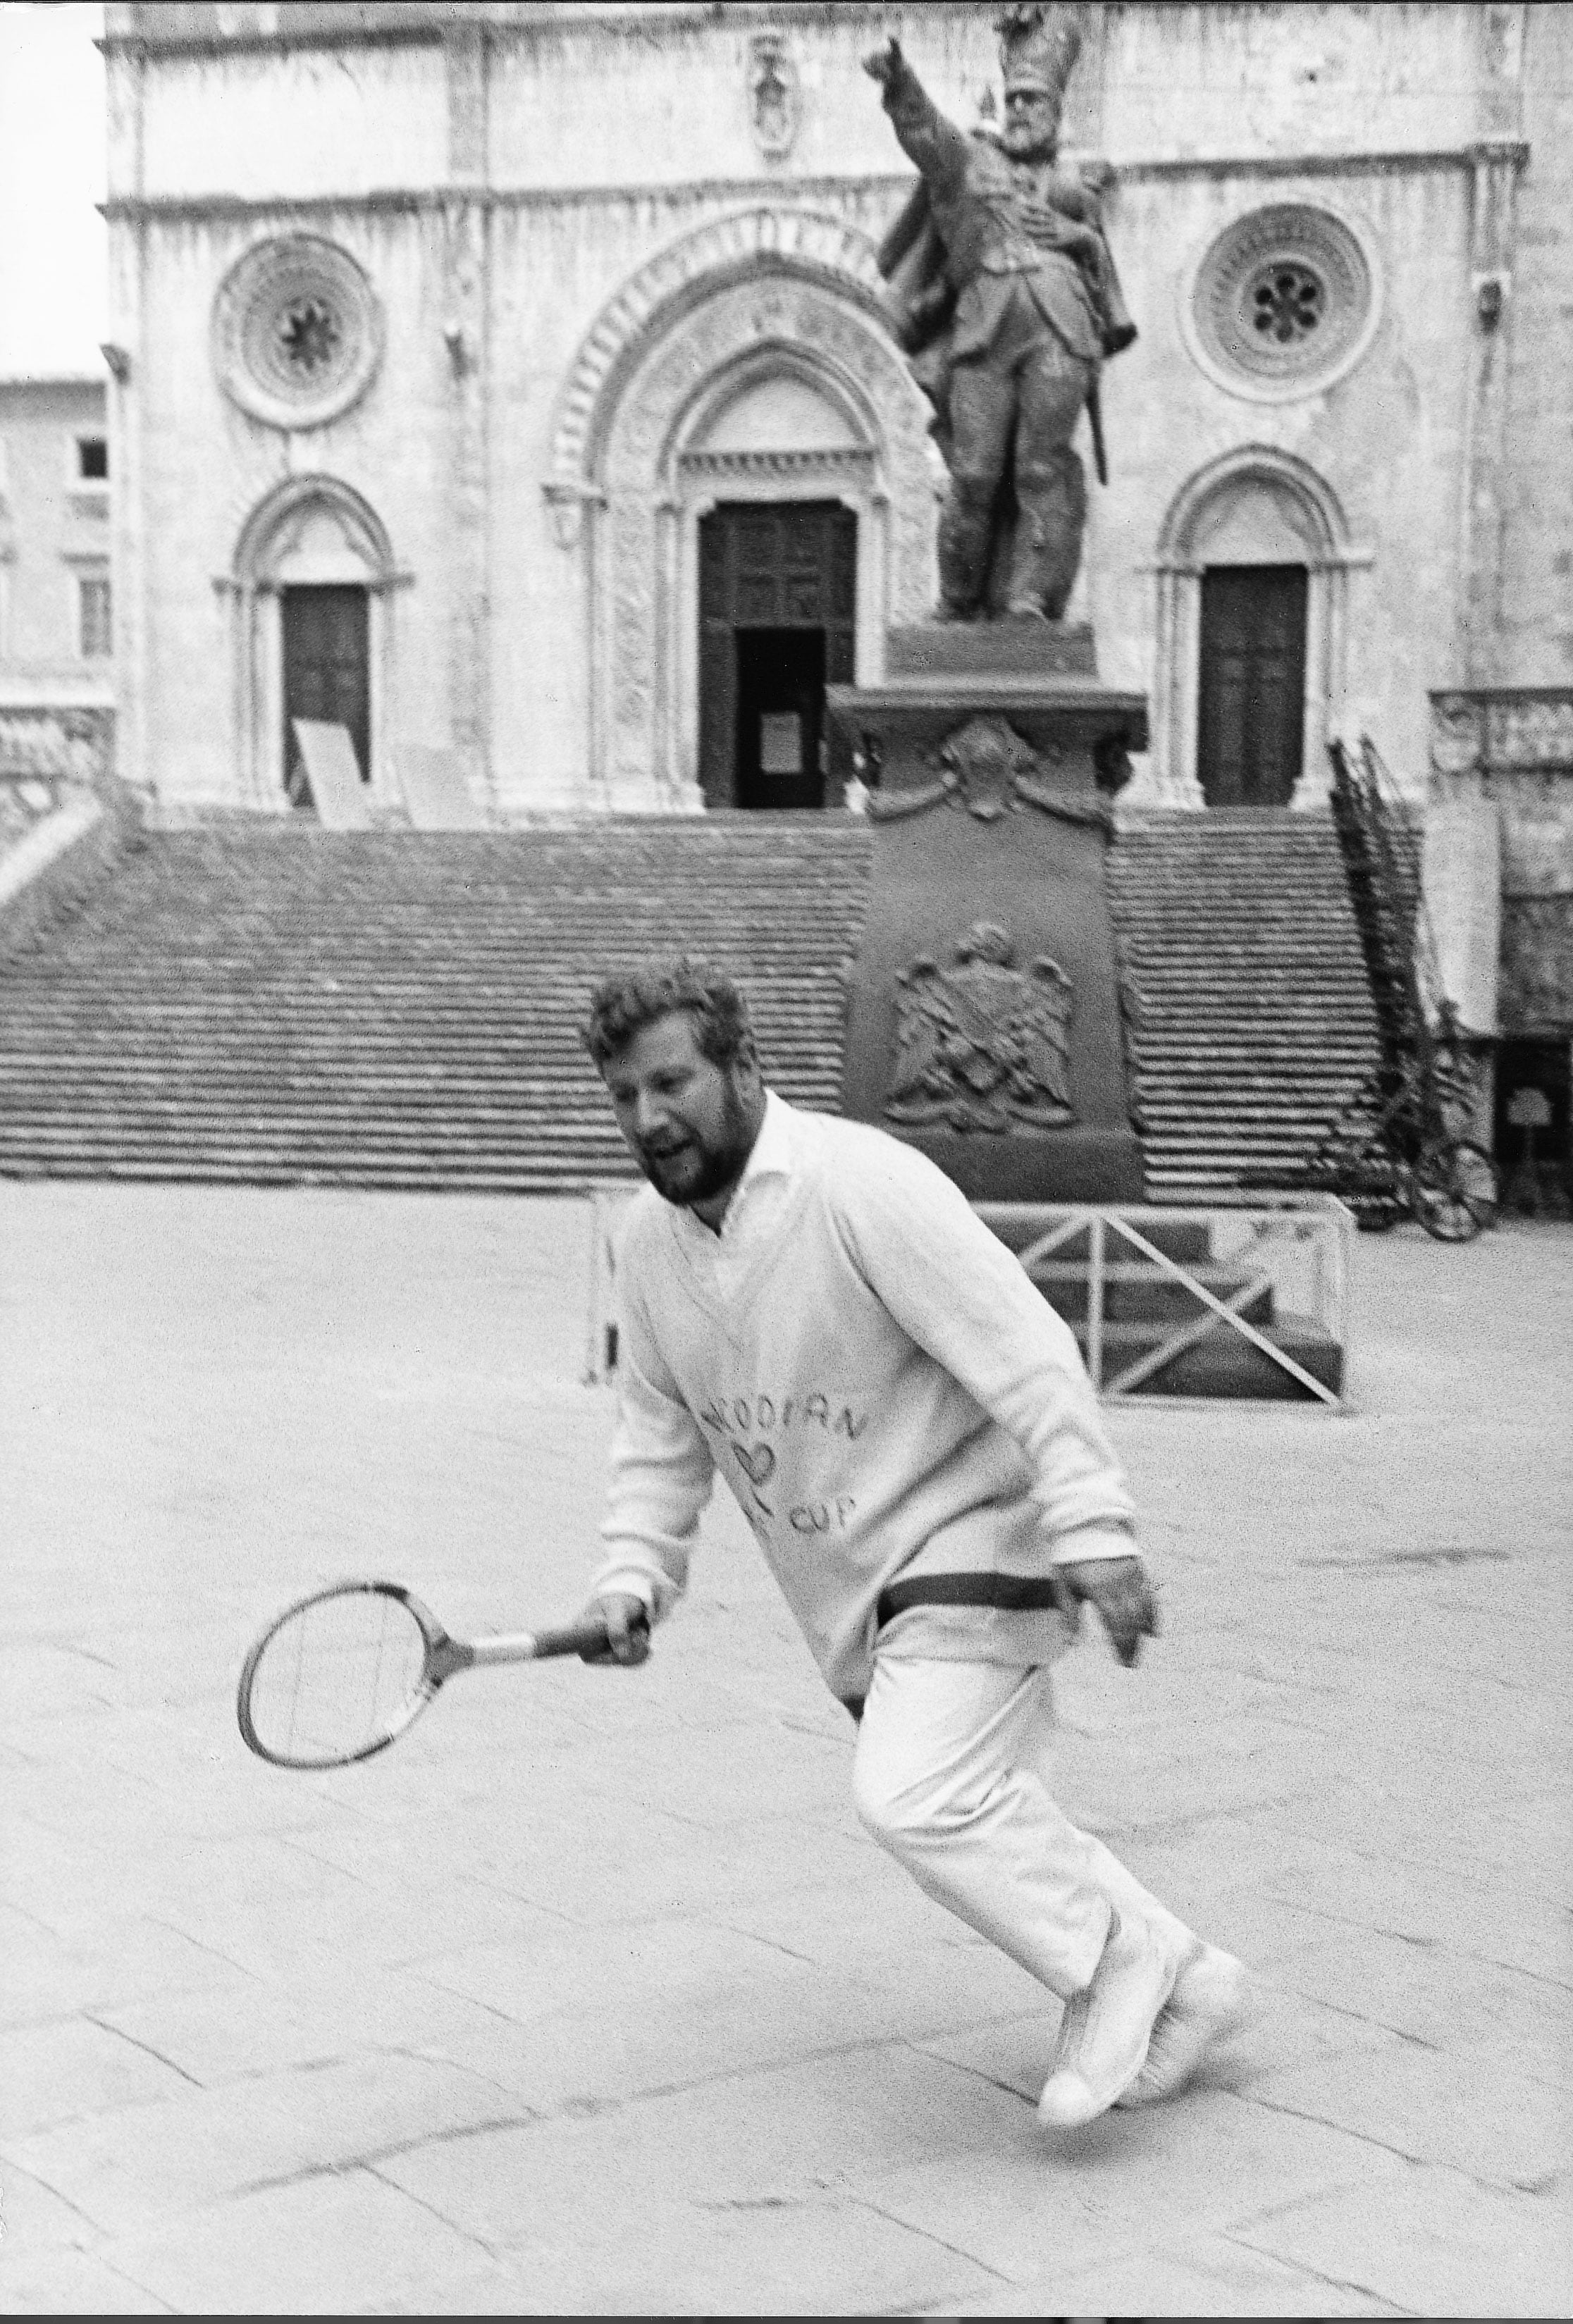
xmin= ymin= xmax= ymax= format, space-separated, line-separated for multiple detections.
xmin=997 ymin=2 xmax=1084 ymax=103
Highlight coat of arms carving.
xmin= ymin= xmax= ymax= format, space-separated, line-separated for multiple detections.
xmin=866 ymin=712 xmax=1115 ymax=830
xmin=886 ymin=922 xmax=1075 ymax=1133
xmin=940 ymin=714 xmax=1043 ymax=819
xmin=748 ymin=33 xmax=802 ymax=161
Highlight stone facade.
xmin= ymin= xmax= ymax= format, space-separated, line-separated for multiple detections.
xmin=0 ymin=375 xmax=114 ymax=714
xmin=101 ymin=3 xmax=1568 ymax=845
xmin=1427 ymin=686 xmax=1573 ymax=1034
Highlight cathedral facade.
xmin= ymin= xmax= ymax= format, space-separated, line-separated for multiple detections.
xmin=101 ymin=1 xmax=1568 ymax=829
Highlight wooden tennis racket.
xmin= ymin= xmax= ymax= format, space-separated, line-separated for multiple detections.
xmin=237 ymin=1579 xmax=646 ymax=1769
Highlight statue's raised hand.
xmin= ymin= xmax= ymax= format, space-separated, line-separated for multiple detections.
xmin=862 ymin=35 xmax=903 ymax=85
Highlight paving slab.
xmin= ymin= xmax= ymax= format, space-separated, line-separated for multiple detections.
xmin=1235 ymin=2161 xmax=1572 ymax=2318
xmin=99 ymin=2168 xmax=551 ymax=2317
xmin=852 ymin=2082 xmax=1414 ymax=2287
xmin=937 ymin=2230 xmax=1419 ymax=2318
xmin=1243 ymin=2036 xmax=1570 ymax=2190
xmin=1 ymin=1183 xmax=1569 ymax=2315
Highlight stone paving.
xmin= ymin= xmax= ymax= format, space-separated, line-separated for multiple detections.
xmin=1 ymin=1180 xmax=1569 ymax=2317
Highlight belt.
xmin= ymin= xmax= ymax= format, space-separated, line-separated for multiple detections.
xmin=875 ymin=1571 xmax=1067 ymax=1629
xmin=841 ymin=1571 xmax=1068 ymax=1724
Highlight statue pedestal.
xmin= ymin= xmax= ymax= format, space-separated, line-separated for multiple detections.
xmin=827 ymin=623 xmax=1149 ymax=1203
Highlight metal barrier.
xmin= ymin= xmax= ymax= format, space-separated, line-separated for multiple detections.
xmin=975 ymin=1199 xmax=1353 ymax=1407
xmin=583 ymin=1185 xmax=1352 ymax=1407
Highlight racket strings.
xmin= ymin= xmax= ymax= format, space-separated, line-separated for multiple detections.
xmin=246 ymin=1588 xmax=428 ymax=1765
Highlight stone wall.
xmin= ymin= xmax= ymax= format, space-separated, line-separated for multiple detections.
xmin=1429 ymin=687 xmax=1573 ymax=1037
xmin=1498 ymin=4 xmax=1573 ymax=684
xmin=0 ymin=376 xmax=113 ymax=706
xmin=1102 ymin=154 xmax=1470 ymax=805
xmin=0 ymin=710 xmax=140 ymax=962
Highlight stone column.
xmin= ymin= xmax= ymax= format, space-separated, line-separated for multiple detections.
xmin=1457 ymin=0 xmax=1529 ymax=689
xmin=443 ymin=24 xmax=493 ymax=810
xmin=1424 ymin=694 xmax=1502 ymax=1037
xmin=103 ymin=39 xmax=148 ymax=795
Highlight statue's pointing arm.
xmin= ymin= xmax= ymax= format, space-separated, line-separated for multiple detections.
xmin=863 ymin=36 xmax=970 ymax=202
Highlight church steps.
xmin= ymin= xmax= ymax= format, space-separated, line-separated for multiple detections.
xmin=1 ymin=808 xmax=1383 ymax=1204
xmin=1108 ymin=808 xmax=1380 ymax=1202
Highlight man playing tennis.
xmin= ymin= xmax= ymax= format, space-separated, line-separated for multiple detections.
xmin=579 ymin=956 xmax=1247 ymax=2127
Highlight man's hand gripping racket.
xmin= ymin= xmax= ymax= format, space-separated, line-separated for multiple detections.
xmin=236 ymin=1581 xmax=649 ymax=1770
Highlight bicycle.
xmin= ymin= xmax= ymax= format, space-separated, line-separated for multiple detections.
xmin=1297 ymin=1037 xmax=1500 ymax=1242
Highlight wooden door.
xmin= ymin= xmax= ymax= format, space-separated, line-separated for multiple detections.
xmin=282 ymin=586 xmax=370 ymax=796
xmin=697 ymin=502 xmax=856 ymax=808
xmin=1197 ymin=565 xmax=1307 ymax=806
xmin=734 ymin=629 xmax=827 ymax=810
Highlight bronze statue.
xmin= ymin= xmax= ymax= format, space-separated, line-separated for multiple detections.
xmin=864 ymin=4 xmax=1135 ymax=623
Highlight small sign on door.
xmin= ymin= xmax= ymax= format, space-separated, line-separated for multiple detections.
xmin=759 ymin=712 xmax=803 ymax=775
xmin=1507 ymin=1087 xmax=1553 ymax=1130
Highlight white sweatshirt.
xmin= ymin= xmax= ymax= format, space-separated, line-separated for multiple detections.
xmin=593 ymin=1092 xmax=1137 ymax=1706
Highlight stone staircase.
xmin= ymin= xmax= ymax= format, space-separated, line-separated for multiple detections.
xmin=1109 ymin=808 xmax=1383 ymax=1204
xmin=0 ymin=817 xmax=867 ymax=1190
xmin=0 ymin=807 xmax=1381 ymax=1203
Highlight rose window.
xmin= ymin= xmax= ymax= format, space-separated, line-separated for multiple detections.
xmin=1189 ymin=205 xmax=1377 ymax=402
xmin=278 ymin=298 xmax=342 ymax=378
xmin=1250 ymin=262 xmax=1324 ymax=345
xmin=213 ymin=237 xmax=383 ymax=431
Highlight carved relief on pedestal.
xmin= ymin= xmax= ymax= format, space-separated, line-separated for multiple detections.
xmin=867 ymin=713 xmax=1111 ymax=831
xmin=1501 ymin=896 xmax=1573 ymax=1025
xmin=1486 ymin=696 xmax=1573 ymax=772
xmin=0 ymin=708 xmax=110 ymax=785
xmin=1429 ymin=692 xmax=1486 ymax=778
xmin=887 ymin=920 xmax=1075 ymax=1135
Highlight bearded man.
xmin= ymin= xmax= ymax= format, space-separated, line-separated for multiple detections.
xmin=865 ymin=4 xmax=1136 ymax=622
xmin=576 ymin=956 xmax=1249 ymax=2131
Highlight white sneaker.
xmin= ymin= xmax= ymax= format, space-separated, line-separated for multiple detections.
xmin=1037 ymin=1912 xmax=1179 ymax=2130
xmin=1114 ymin=1940 xmax=1251 ymax=2108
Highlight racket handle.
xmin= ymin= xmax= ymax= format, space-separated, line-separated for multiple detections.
xmin=533 ymin=1612 xmax=650 ymax=1663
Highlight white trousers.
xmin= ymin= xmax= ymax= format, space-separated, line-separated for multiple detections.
xmin=851 ymin=1655 xmax=1192 ymax=2002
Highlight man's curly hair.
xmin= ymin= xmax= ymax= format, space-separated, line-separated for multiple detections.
xmin=581 ymin=956 xmax=756 ymax=1073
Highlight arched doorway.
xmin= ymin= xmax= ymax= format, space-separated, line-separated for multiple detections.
xmin=229 ymin=476 xmax=399 ymax=810
xmin=686 ymin=366 xmax=864 ymax=808
xmin=544 ymin=209 xmax=937 ymax=810
xmin=1148 ymin=447 xmax=1370 ymax=810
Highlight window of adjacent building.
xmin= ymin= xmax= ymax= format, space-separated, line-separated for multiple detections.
xmin=75 ymin=435 xmax=109 ymax=483
xmin=79 ymin=572 xmax=112 ymax=657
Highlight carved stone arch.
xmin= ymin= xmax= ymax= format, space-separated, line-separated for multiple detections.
xmin=223 ymin=473 xmax=405 ymax=810
xmin=545 ymin=206 xmax=887 ymax=528
xmin=1156 ymin=443 xmax=1353 ymax=567
xmin=548 ymin=211 xmax=936 ymax=807
xmin=233 ymin=471 xmax=397 ymax=589
xmin=1145 ymin=444 xmax=1373 ymax=810
xmin=670 ymin=343 xmax=880 ymax=478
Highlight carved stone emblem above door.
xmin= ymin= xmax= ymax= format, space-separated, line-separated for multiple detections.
xmin=748 ymin=32 xmax=802 ymax=161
